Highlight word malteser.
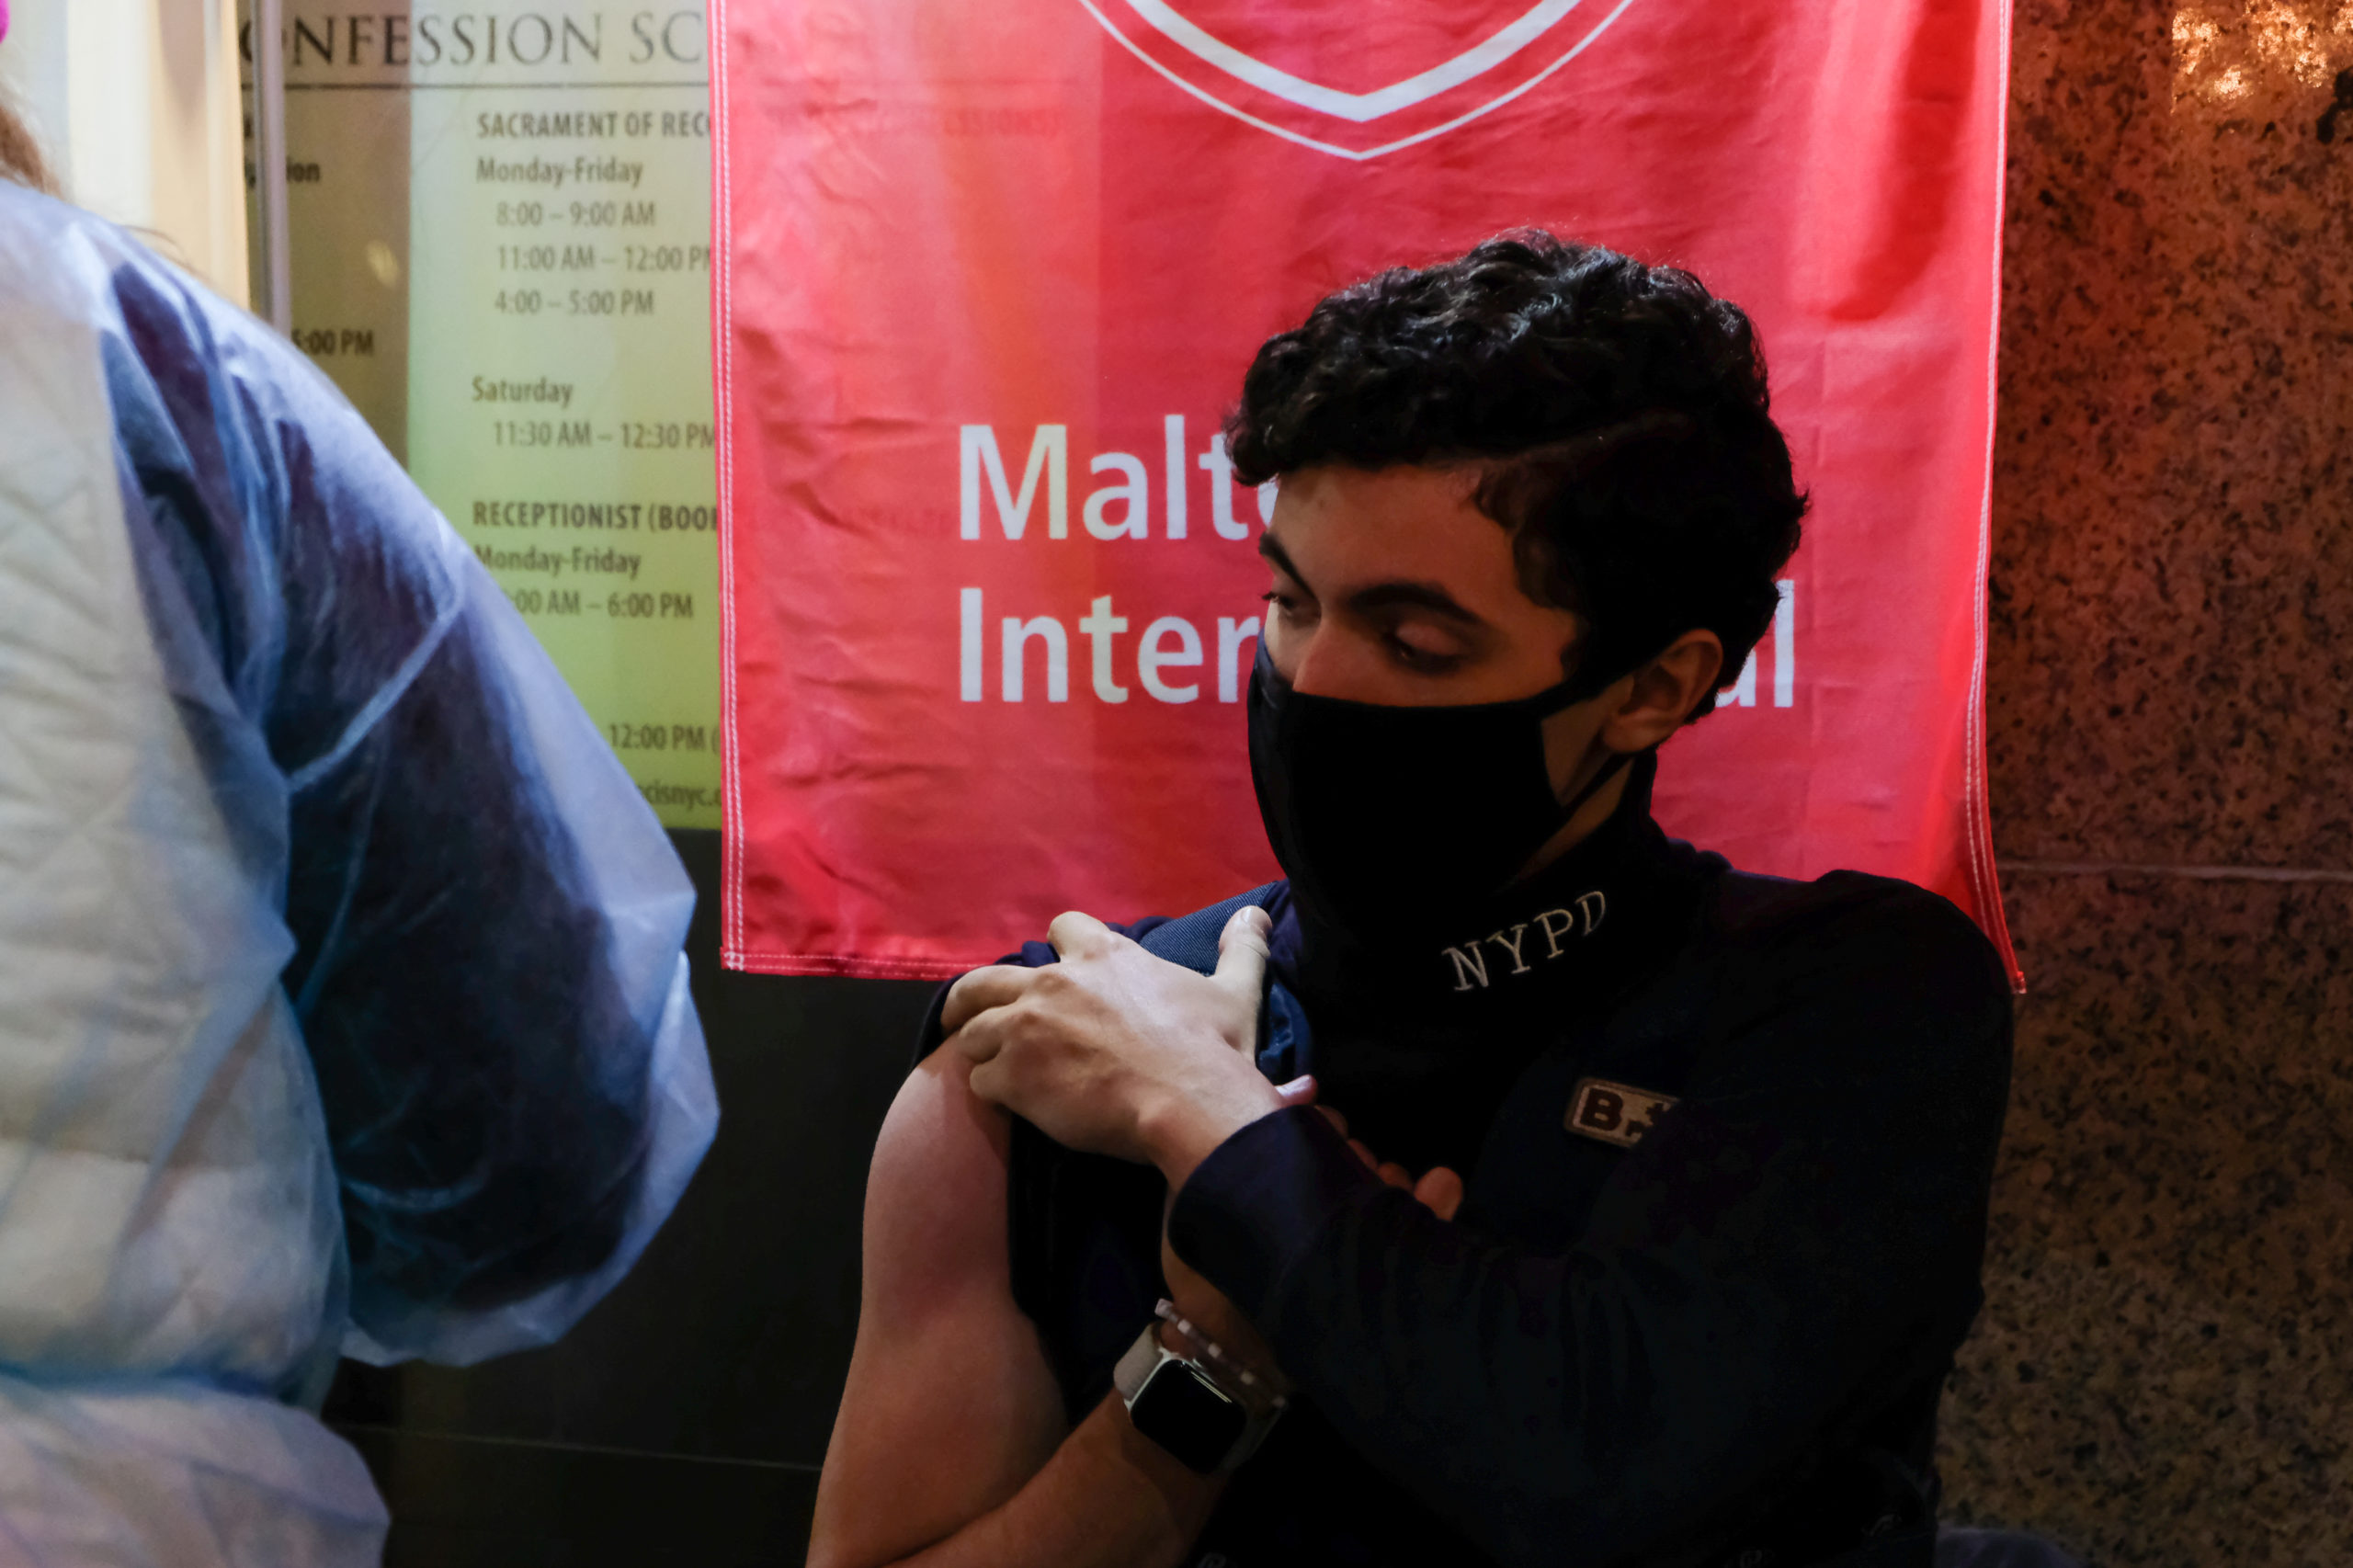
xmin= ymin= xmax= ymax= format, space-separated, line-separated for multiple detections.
xmin=954 ymin=419 xmax=1271 ymax=705
xmin=950 ymin=420 xmax=1799 ymax=710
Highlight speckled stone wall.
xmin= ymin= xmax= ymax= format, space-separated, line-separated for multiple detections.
xmin=1935 ymin=3 xmax=2353 ymax=1563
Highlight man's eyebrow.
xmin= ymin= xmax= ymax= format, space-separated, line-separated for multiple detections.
xmin=1258 ymin=532 xmax=1488 ymax=628
xmin=1270 ymin=525 xmax=1486 ymax=621
xmin=1345 ymin=582 xmax=1489 ymax=628
xmin=1256 ymin=530 xmax=1305 ymax=585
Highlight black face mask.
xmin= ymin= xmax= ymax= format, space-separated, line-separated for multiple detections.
xmin=1246 ymin=642 xmax=1639 ymax=946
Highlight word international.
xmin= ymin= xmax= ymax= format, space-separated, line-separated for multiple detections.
xmin=957 ymin=591 xmax=1257 ymax=705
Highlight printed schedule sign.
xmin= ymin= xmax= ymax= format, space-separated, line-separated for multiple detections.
xmin=714 ymin=0 xmax=2019 ymax=979
xmin=249 ymin=4 xmax=722 ymax=828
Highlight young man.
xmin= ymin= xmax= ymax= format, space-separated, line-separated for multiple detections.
xmin=812 ymin=233 xmax=2013 ymax=1568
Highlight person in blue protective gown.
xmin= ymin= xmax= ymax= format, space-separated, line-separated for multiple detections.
xmin=0 ymin=111 xmax=715 ymax=1564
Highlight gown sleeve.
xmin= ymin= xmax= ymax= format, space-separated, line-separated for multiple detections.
xmin=102 ymin=250 xmax=718 ymax=1367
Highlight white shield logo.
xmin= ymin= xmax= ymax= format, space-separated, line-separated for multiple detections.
xmin=1077 ymin=0 xmax=1643 ymax=160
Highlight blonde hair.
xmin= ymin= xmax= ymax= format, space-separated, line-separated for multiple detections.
xmin=0 ymin=95 xmax=54 ymax=193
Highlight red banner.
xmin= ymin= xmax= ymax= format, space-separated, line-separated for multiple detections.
xmin=711 ymin=0 xmax=2018 ymax=982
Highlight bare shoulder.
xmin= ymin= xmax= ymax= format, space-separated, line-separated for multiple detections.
xmin=811 ymin=1049 xmax=1065 ymax=1568
xmin=860 ymin=1047 xmax=1020 ymax=1312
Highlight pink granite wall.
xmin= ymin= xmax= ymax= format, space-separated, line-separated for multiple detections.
xmin=1937 ymin=3 xmax=2353 ymax=1562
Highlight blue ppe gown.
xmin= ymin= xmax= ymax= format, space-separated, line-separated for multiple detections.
xmin=0 ymin=183 xmax=716 ymax=1564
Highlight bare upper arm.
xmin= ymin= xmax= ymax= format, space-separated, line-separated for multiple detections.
xmin=810 ymin=1049 xmax=1068 ymax=1568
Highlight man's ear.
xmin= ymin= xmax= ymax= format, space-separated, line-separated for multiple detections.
xmin=1598 ymin=630 xmax=1724 ymax=753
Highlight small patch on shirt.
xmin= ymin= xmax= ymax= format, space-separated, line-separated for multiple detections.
xmin=1564 ymin=1077 xmax=1677 ymax=1148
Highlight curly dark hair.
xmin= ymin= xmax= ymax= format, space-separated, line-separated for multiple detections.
xmin=1226 ymin=232 xmax=1805 ymax=719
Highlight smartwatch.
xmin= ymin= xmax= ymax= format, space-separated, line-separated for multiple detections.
xmin=1114 ymin=1303 xmax=1284 ymax=1475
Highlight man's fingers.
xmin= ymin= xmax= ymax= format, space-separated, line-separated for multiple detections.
xmin=1045 ymin=909 xmax=1121 ymax=960
xmin=964 ymin=1051 xmax=1012 ymax=1108
xmin=1413 ymin=1166 xmax=1465 ymax=1222
xmin=940 ymin=965 xmax=1040 ymax=1037
xmin=1330 ymin=1125 xmax=1461 ymax=1218
xmin=1274 ymin=1074 xmax=1318 ymax=1108
xmin=948 ymin=1016 xmax=1004 ymax=1072
xmin=1210 ymin=906 xmax=1272 ymax=1021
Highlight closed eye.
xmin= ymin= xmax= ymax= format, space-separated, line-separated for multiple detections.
xmin=1379 ymin=621 xmax=1470 ymax=674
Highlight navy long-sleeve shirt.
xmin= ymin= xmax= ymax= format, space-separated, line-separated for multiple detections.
xmin=922 ymin=759 xmax=2012 ymax=1568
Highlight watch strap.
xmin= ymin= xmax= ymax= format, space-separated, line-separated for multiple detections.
xmin=1114 ymin=1320 xmax=1174 ymax=1403
xmin=1114 ymin=1318 xmax=1284 ymax=1476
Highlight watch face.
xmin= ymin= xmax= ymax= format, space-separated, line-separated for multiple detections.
xmin=1131 ymin=1360 xmax=1249 ymax=1474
